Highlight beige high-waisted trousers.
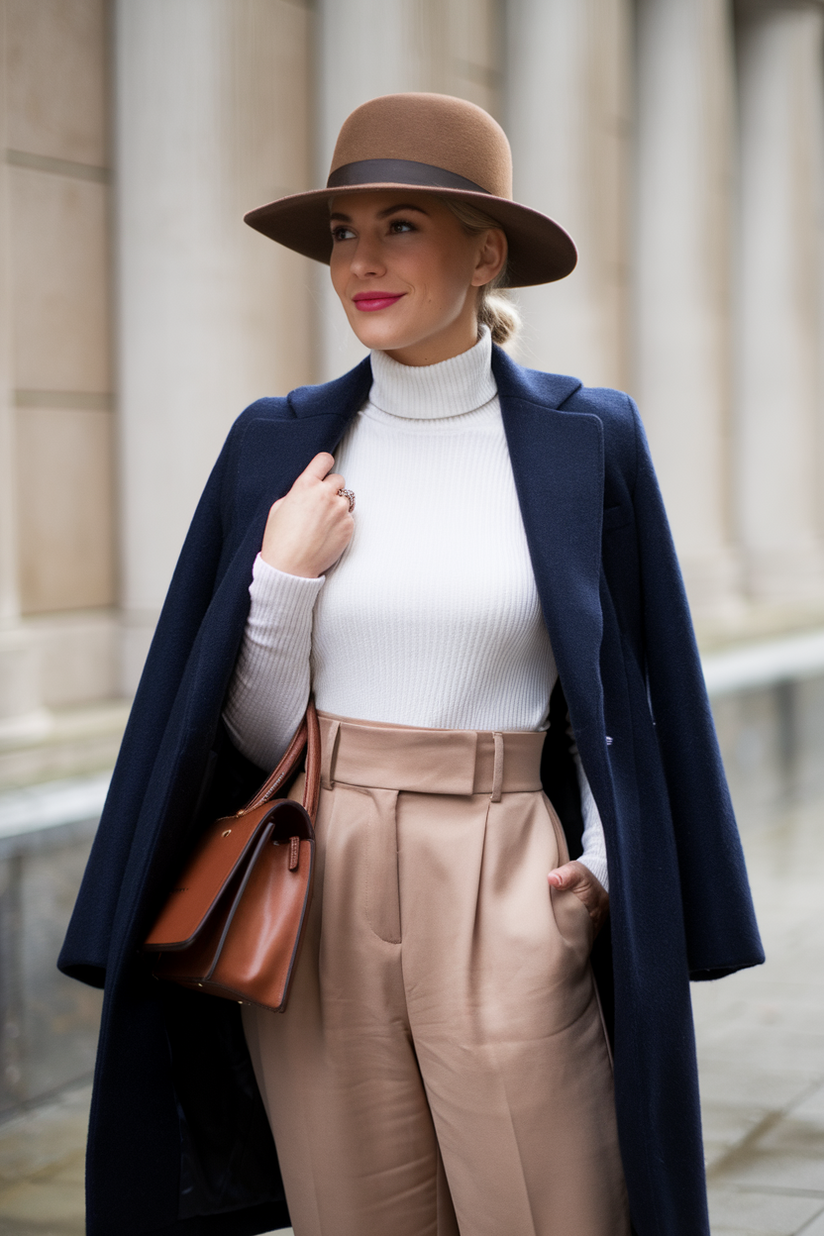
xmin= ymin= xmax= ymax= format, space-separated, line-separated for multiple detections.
xmin=242 ymin=713 xmax=630 ymax=1236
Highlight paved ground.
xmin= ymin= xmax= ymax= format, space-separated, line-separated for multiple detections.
xmin=695 ymin=794 xmax=824 ymax=1235
xmin=0 ymin=795 xmax=821 ymax=1236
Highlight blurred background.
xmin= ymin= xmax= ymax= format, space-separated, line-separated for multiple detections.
xmin=0 ymin=2 xmax=823 ymax=1234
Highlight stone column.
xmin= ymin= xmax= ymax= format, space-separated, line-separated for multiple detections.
xmin=734 ymin=0 xmax=824 ymax=609
xmin=0 ymin=9 xmax=13 ymax=633
xmin=315 ymin=0 xmax=505 ymax=380
xmin=505 ymin=0 xmax=632 ymax=389
xmin=634 ymin=0 xmax=742 ymax=628
xmin=115 ymin=0 xmax=316 ymax=691
xmin=0 ymin=4 xmax=48 ymax=742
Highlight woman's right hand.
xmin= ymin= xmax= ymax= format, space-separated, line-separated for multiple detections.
xmin=260 ymin=452 xmax=355 ymax=579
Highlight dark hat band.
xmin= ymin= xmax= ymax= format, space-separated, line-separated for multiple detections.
xmin=327 ymin=158 xmax=490 ymax=195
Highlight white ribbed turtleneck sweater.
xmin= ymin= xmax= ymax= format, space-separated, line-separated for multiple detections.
xmin=223 ymin=327 xmax=608 ymax=889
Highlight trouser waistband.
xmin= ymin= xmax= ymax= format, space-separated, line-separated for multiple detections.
xmin=317 ymin=711 xmax=545 ymax=800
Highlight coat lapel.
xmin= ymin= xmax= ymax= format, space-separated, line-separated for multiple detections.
xmin=234 ymin=357 xmax=373 ymax=526
xmin=492 ymin=348 xmax=606 ymax=739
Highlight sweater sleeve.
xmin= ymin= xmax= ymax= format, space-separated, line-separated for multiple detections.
xmin=564 ymin=713 xmax=609 ymax=892
xmin=222 ymin=554 xmax=324 ymax=770
xmin=573 ymin=754 xmax=609 ymax=893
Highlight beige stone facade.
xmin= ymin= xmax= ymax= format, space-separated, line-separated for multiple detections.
xmin=1 ymin=0 xmax=824 ymax=768
xmin=0 ymin=0 xmax=115 ymax=760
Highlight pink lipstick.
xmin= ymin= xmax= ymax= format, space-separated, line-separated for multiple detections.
xmin=352 ymin=292 xmax=406 ymax=312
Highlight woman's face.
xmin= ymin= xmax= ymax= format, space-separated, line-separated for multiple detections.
xmin=328 ymin=190 xmax=506 ymax=366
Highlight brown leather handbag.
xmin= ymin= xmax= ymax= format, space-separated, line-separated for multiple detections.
xmin=144 ymin=700 xmax=320 ymax=1013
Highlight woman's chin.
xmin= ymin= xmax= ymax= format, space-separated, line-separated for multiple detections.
xmin=345 ymin=316 xmax=418 ymax=355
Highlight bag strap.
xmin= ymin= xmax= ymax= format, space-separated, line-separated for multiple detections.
xmin=239 ymin=697 xmax=321 ymax=822
xmin=303 ymin=699 xmax=321 ymax=821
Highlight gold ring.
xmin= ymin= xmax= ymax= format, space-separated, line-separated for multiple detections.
xmin=337 ymin=487 xmax=355 ymax=513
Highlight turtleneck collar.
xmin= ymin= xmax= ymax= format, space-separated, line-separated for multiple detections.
xmin=368 ymin=326 xmax=496 ymax=421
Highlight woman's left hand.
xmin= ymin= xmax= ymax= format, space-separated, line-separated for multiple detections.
xmin=548 ymin=861 xmax=609 ymax=937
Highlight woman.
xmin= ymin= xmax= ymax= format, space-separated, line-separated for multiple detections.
xmin=60 ymin=94 xmax=763 ymax=1236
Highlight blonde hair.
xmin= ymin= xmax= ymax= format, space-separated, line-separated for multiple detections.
xmin=439 ymin=196 xmax=521 ymax=346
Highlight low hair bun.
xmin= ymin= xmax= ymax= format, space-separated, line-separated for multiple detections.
xmin=478 ymin=288 xmax=520 ymax=346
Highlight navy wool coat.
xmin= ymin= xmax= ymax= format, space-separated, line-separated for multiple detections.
xmin=60 ymin=346 xmax=763 ymax=1236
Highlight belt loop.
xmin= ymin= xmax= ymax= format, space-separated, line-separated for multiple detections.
xmin=491 ymin=732 xmax=504 ymax=802
xmin=320 ymin=719 xmax=341 ymax=789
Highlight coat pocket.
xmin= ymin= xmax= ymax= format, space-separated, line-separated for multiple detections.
xmin=602 ymin=503 xmax=633 ymax=532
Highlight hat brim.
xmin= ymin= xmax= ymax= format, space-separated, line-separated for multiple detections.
xmin=243 ymin=184 xmax=577 ymax=288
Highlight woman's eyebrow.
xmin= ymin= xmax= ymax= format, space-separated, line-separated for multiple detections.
xmin=329 ymin=203 xmax=429 ymax=223
xmin=377 ymin=203 xmax=429 ymax=218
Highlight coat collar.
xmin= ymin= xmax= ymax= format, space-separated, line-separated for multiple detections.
xmin=287 ymin=357 xmax=373 ymax=420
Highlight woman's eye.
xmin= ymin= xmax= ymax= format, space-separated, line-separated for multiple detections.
xmin=389 ymin=218 xmax=415 ymax=234
xmin=331 ymin=225 xmax=356 ymax=242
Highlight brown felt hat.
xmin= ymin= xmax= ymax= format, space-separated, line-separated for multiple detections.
xmin=244 ymin=93 xmax=576 ymax=288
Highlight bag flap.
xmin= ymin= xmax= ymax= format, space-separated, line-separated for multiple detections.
xmin=145 ymin=804 xmax=269 ymax=950
xmin=145 ymin=799 xmax=315 ymax=950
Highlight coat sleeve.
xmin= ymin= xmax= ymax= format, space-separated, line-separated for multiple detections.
xmin=58 ymin=415 xmax=251 ymax=987
xmin=629 ymin=400 xmax=764 ymax=979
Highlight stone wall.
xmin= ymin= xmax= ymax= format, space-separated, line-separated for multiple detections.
xmin=0 ymin=0 xmax=116 ymax=745
xmin=0 ymin=817 xmax=101 ymax=1116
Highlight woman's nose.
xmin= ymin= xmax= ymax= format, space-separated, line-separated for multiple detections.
xmin=349 ymin=236 xmax=386 ymax=278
